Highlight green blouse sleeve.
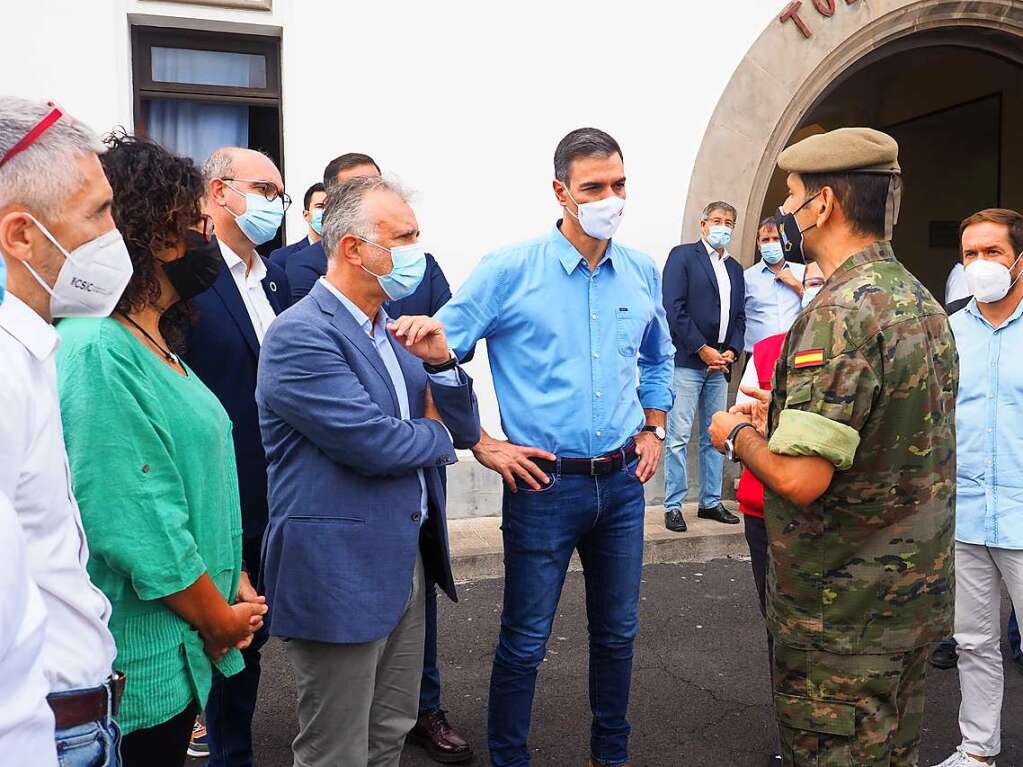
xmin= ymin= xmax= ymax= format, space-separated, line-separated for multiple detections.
xmin=59 ymin=332 xmax=207 ymax=602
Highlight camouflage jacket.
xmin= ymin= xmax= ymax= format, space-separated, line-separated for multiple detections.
xmin=765 ymin=241 xmax=957 ymax=654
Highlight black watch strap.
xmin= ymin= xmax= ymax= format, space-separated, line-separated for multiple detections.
xmin=728 ymin=422 xmax=756 ymax=444
xmin=423 ymin=351 xmax=458 ymax=374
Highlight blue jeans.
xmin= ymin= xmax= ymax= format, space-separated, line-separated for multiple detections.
xmin=664 ymin=366 xmax=727 ymax=510
xmin=488 ymin=452 xmax=646 ymax=767
xmin=55 ymin=717 xmax=122 ymax=767
xmin=419 ymin=576 xmax=442 ymax=715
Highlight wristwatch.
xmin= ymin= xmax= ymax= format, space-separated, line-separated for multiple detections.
xmin=423 ymin=350 xmax=458 ymax=374
xmin=725 ymin=422 xmax=755 ymax=463
xmin=642 ymin=425 xmax=666 ymax=441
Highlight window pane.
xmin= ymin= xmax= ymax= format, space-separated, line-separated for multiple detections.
xmin=143 ymin=99 xmax=249 ymax=165
xmin=151 ymin=46 xmax=267 ymax=89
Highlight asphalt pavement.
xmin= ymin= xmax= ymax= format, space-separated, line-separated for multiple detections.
xmin=195 ymin=558 xmax=1022 ymax=766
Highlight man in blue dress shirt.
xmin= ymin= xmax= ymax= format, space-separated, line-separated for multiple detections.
xmin=437 ymin=128 xmax=675 ymax=767
xmin=742 ymin=217 xmax=805 ymax=354
xmin=934 ymin=208 xmax=1023 ymax=767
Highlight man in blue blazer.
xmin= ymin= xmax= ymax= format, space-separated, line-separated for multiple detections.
xmin=268 ymin=181 xmax=325 ymax=270
xmin=257 ymin=175 xmax=480 ymax=767
xmin=661 ymin=201 xmax=746 ymax=533
xmin=183 ymin=146 xmax=291 ymax=767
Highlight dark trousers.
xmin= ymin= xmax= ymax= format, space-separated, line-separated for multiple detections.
xmin=419 ymin=576 xmax=443 ymax=715
xmin=121 ymin=703 xmax=197 ymax=767
xmin=488 ymin=456 xmax=646 ymax=767
xmin=744 ymin=513 xmax=780 ymax=752
xmin=205 ymin=536 xmax=267 ymax=767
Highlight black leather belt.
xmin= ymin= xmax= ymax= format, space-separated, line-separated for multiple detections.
xmin=47 ymin=672 xmax=124 ymax=729
xmin=531 ymin=439 xmax=637 ymax=476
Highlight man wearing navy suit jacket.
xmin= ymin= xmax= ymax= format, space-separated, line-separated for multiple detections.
xmin=268 ymin=181 xmax=325 ymax=270
xmin=182 ymin=147 xmax=291 ymax=767
xmin=286 ymin=153 xmax=381 ymax=303
xmin=257 ymin=175 xmax=480 ymax=767
xmin=661 ymin=201 xmax=746 ymax=533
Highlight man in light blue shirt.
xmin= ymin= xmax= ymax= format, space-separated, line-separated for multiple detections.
xmin=436 ymin=128 xmax=674 ymax=767
xmin=742 ymin=217 xmax=805 ymax=353
xmin=937 ymin=208 xmax=1023 ymax=767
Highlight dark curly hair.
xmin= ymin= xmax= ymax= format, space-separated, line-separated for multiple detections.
xmin=100 ymin=130 xmax=205 ymax=349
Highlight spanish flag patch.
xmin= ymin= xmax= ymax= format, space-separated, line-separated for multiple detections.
xmin=793 ymin=348 xmax=825 ymax=368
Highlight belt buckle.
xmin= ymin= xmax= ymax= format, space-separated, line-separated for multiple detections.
xmin=590 ymin=456 xmax=610 ymax=476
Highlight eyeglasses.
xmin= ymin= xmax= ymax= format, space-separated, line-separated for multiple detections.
xmin=222 ymin=178 xmax=292 ymax=211
xmin=706 ymin=218 xmax=736 ymax=229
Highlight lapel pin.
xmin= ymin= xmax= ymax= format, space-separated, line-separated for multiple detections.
xmin=269 ymin=281 xmax=277 ymax=293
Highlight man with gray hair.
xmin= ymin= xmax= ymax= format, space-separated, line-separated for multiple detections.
xmin=256 ymin=175 xmax=481 ymax=767
xmin=660 ymin=201 xmax=746 ymax=533
xmin=0 ymin=96 xmax=127 ymax=766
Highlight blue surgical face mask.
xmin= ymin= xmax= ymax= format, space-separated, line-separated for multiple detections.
xmin=224 ymin=183 xmax=284 ymax=245
xmin=802 ymin=285 xmax=822 ymax=309
xmin=760 ymin=241 xmax=784 ymax=265
xmin=707 ymin=225 xmax=732 ymax=250
xmin=310 ymin=209 xmax=324 ymax=236
xmin=359 ymin=238 xmax=427 ymax=301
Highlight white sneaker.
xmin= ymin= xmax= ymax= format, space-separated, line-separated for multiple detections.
xmin=932 ymin=746 xmax=995 ymax=767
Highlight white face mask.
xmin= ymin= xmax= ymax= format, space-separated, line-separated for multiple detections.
xmin=562 ymin=186 xmax=625 ymax=241
xmin=22 ymin=214 xmax=134 ymax=318
xmin=965 ymin=251 xmax=1023 ymax=304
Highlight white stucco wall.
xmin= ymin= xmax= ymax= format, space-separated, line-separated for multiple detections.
xmin=3 ymin=0 xmax=780 ymax=435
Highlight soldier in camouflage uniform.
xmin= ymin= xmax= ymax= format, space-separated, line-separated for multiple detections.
xmin=709 ymin=127 xmax=957 ymax=766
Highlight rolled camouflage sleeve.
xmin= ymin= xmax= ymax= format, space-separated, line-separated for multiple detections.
xmin=769 ymin=341 xmax=881 ymax=471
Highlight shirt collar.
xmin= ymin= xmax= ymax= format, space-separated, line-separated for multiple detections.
xmin=702 ymin=239 xmax=730 ymax=261
xmin=965 ymin=295 xmax=1023 ymax=330
xmin=219 ymin=239 xmax=266 ymax=281
xmin=0 ymin=292 xmax=59 ymax=361
xmin=551 ymin=221 xmax=614 ymax=275
xmin=317 ymin=277 xmax=386 ymax=336
xmin=759 ymin=260 xmax=788 ymax=274
xmin=832 ymin=240 xmax=895 ymax=279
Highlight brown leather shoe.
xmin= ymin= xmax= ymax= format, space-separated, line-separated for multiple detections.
xmin=409 ymin=710 xmax=474 ymax=764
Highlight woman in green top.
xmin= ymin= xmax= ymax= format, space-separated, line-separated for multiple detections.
xmin=57 ymin=133 xmax=267 ymax=767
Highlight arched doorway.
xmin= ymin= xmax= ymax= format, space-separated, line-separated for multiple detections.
xmin=683 ymin=0 xmax=1023 ymax=298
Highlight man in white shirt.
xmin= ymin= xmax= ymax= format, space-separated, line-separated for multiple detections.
xmin=182 ymin=146 xmax=291 ymax=766
xmin=661 ymin=201 xmax=746 ymax=532
xmin=0 ymin=96 xmax=122 ymax=766
xmin=742 ymin=217 xmax=806 ymax=353
xmin=0 ymin=491 xmax=57 ymax=767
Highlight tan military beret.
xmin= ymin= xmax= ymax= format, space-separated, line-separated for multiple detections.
xmin=778 ymin=127 xmax=900 ymax=175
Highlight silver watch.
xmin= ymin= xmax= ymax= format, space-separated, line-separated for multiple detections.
xmin=642 ymin=425 xmax=666 ymax=441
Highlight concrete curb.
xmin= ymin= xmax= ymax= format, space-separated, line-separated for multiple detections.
xmin=451 ymin=503 xmax=748 ymax=583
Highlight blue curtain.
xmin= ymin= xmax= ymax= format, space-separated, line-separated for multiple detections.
xmin=144 ymin=99 xmax=248 ymax=167
xmin=144 ymin=47 xmax=258 ymax=165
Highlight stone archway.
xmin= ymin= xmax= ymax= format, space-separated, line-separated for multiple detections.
xmin=682 ymin=0 xmax=1023 ymax=265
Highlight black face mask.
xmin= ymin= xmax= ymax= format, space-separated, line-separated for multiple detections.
xmin=163 ymin=231 xmax=222 ymax=301
xmin=775 ymin=192 xmax=821 ymax=264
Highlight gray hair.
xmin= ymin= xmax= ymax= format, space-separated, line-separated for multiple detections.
xmin=0 ymin=96 xmax=104 ymax=219
xmin=321 ymin=175 xmax=409 ymax=259
xmin=701 ymin=201 xmax=738 ymax=221
xmin=202 ymin=147 xmax=236 ymax=183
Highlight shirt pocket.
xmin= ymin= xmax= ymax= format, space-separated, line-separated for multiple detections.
xmin=615 ymin=307 xmax=647 ymax=357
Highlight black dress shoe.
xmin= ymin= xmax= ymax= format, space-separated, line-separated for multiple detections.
xmin=409 ymin=710 xmax=474 ymax=764
xmin=697 ymin=503 xmax=740 ymax=524
xmin=929 ymin=638 xmax=958 ymax=670
xmin=664 ymin=508 xmax=687 ymax=533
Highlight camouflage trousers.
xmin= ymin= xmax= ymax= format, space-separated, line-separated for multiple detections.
xmin=772 ymin=643 xmax=930 ymax=767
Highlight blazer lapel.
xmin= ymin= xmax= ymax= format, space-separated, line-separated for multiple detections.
xmin=389 ymin=327 xmax=426 ymax=417
xmin=211 ymin=264 xmax=260 ymax=358
xmin=691 ymin=242 xmax=719 ymax=303
xmin=313 ymin=283 xmax=401 ymax=414
xmin=261 ymin=270 xmax=287 ymax=314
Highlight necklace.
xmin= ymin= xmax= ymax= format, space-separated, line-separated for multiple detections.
xmin=117 ymin=312 xmax=185 ymax=372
